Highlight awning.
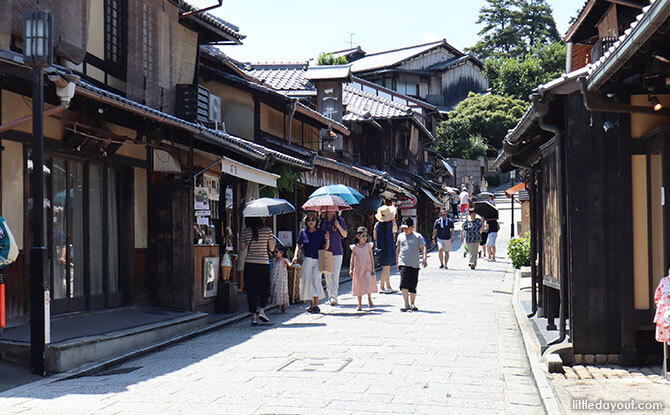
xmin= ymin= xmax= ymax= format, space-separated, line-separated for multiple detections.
xmin=221 ymin=156 xmax=280 ymax=187
xmin=421 ymin=187 xmax=443 ymax=207
xmin=441 ymin=159 xmax=454 ymax=177
xmin=505 ymin=182 xmax=526 ymax=198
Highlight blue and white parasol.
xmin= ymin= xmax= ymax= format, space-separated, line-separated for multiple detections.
xmin=242 ymin=198 xmax=296 ymax=217
xmin=0 ymin=217 xmax=18 ymax=269
xmin=309 ymin=185 xmax=364 ymax=205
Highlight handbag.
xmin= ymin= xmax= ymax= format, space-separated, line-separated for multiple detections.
xmin=318 ymin=249 xmax=334 ymax=274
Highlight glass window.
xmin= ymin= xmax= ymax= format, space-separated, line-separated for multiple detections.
xmin=51 ymin=158 xmax=67 ymax=300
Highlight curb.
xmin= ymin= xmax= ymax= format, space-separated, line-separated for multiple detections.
xmin=0 ymin=273 xmax=357 ymax=397
xmin=510 ymin=266 xmax=563 ymax=415
xmin=0 ymin=307 xmax=273 ymax=398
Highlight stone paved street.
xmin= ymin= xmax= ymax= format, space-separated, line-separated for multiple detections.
xmin=0 ymin=199 xmax=545 ymax=415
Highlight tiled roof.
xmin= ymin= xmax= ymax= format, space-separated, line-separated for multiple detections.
xmin=428 ymin=54 xmax=483 ymax=71
xmin=587 ymin=0 xmax=670 ymax=89
xmin=242 ymin=63 xmax=314 ymax=92
xmin=349 ymin=40 xmax=462 ymax=73
xmin=342 ymin=85 xmax=414 ymax=121
xmin=326 ymin=46 xmax=366 ymax=60
xmin=179 ymin=1 xmax=245 ymax=43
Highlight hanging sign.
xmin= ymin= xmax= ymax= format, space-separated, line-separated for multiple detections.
xmin=204 ymin=174 xmax=220 ymax=201
xmin=195 ymin=186 xmax=210 ymax=210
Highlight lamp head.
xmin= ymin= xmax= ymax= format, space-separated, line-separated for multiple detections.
xmin=23 ymin=10 xmax=53 ymax=68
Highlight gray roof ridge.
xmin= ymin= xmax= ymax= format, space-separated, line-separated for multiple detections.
xmin=343 ymin=84 xmax=412 ymax=113
xmin=359 ymin=39 xmax=459 ymax=58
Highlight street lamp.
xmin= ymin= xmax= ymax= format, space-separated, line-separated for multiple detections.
xmin=24 ymin=8 xmax=53 ymax=376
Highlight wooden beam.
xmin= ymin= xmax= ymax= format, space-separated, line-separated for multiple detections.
xmin=605 ymin=0 xmax=644 ymax=9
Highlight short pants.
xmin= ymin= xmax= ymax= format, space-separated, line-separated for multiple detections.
xmin=437 ymin=238 xmax=452 ymax=251
xmin=399 ymin=266 xmax=419 ymax=293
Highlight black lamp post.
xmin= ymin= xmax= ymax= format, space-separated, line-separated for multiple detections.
xmin=24 ymin=9 xmax=53 ymax=376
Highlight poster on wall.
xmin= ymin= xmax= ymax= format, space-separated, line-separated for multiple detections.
xmin=277 ymin=231 xmax=292 ymax=248
xmin=204 ymin=173 xmax=220 ymax=201
xmin=195 ymin=186 xmax=210 ymax=210
xmin=203 ymin=257 xmax=219 ymax=298
xmin=225 ymin=187 xmax=233 ymax=209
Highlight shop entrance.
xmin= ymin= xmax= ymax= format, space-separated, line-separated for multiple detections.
xmin=28 ymin=153 xmax=127 ymax=314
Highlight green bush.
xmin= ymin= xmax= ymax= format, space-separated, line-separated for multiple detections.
xmin=507 ymin=232 xmax=531 ymax=269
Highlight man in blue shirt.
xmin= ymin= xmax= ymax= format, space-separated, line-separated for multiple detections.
xmin=432 ymin=208 xmax=455 ymax=269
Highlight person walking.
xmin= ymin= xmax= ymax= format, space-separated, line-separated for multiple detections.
xmin=374 ymin=204 xmax=397 ymax=293
xmin=480 ymin=177 xmax=489 ymax=193
xmin=291 ymin=213 xmax=330 ymax=313
xmin=460 ymin=208 xmax=484 ymax=270
xmin=450 ymin=192 xmax=459 ymax=218
xmin=349 ymin=226 xmax=378 ymax=311
xmin=269 ymin=246 xmax=290 ymax=313
xmin=396 ymin=217 xmax=427 ymax=311
xmin=320 ymin=211 xmax=347 ymax=305
xmin=484 ymin=217 xmax=499 ymax=261
xmin=240 ymin=217 xmax=276 ymax=325
xmin=458 ymin=187 xmax=469 ymax=219
xmin=432 ymin=208 xmax=454 ymax=269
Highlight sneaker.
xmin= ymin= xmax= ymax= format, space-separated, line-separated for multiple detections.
xmin=330 ymin=297 xmax=338 ymax=306
xmin=251 ymin=316 xmax=259 ymax=325
xmin=400 ymin=306 xmax=410 ymax=312
xmin=410 ymin=305 xmax=418 ymax=311
xmin=439 ymin=264 xmax=444 ymax=269
xmin=258 ymin=311 xmax=269 ymax=323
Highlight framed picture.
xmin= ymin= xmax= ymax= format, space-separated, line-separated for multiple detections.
xmin=195 ymin=186 xmax=210 ymax=210
xmin=204 ymin=173 xmax=220 ymax=201
xmin=203 ymin=257 xmax=220 ymax=298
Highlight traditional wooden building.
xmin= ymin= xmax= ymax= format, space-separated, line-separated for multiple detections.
xmin=0 ymin=1 xmax=340 ymax=372
xmin=327 ymin=40 xmax=489 ymax=113
xmin=496 ymin=0 xmax=670 ymax=366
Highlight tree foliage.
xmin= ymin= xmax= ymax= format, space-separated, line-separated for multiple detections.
xmin=317 ymin=53 xmax=348 ymax=65
xmin=468 ymin=0 xmax=560 ymax=60
xmin=436 ymin=92 xmax=527 ymax=159
xmin=485 ymin=41 xmax=566 ymax=100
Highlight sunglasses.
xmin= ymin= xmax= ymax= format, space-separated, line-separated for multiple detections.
xmin=357 ymin=233 xmax=368 ymax=238
xmin=306 ymin=218 xmax=317 ymax=222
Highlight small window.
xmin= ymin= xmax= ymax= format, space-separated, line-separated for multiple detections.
xmin=105 ymin=0 xmax=126 ymax=69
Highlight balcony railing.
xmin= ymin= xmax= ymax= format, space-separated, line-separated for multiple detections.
xmin=591 ymin=37 xmax=617 ymax=62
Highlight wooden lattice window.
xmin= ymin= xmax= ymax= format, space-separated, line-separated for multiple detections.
xmin=104 ymin=0 xmax=126 ymax=69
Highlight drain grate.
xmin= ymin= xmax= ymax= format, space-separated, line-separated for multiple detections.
xmin=278 ymin=358 xmax=352 ymax=372
xmin=88 ymin=366 xmax=143 ymax=377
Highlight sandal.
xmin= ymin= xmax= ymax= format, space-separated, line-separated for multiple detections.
xmin=368 ymin=302 xmax=374 ymax=309
xmin=356 ymin=305 xmax=362 ymax=311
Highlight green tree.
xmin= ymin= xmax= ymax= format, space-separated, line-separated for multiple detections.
xmin=436 ymin=92 xmax=527 ymax=158
xmin=317 ymin=53 xmax=348 ymax=65
xmin=468 ymin=0 xmax=560 ymax=60
xmin=468 ymin=0 xmax=524 ymax=59
xmin=485 ymin=41 xmax=566 ymax=100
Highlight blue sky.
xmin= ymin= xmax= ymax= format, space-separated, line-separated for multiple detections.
xmin=189 ymin=0 xmax=583 ymax=63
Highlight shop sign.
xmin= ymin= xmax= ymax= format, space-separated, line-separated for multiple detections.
xmin=277 ymin=231 xmax=293 ymax=248
xmin=203 ymin=257 xmax=219 ymax=298
xmin=195 ymin=186 xmax=210 ymax=210
xmin=225 ymin=187 xmax=233 ymax=209
xmin=204 ymin=174 xmax=220 ymax=201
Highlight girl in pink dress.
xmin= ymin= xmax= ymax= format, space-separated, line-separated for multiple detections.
xmin=349 ymin=227 xmax=378 ymax=311
xmin=653 ymin=268 xmax=670 ymax=344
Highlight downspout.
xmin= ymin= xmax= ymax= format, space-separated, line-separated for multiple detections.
xmin=539 ymin=116 xmax=568 ymax=346
xmin=565 ymin=41 xmax=573 ymax=74
xmin=180 ymin=1 xmax=222 ymax=18
xmin=286 ymin=99 xmax=297 ymax=143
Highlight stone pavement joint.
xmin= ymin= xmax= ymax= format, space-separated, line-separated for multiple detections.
xmin=0 ymin=198 xmax=547 ymax=415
